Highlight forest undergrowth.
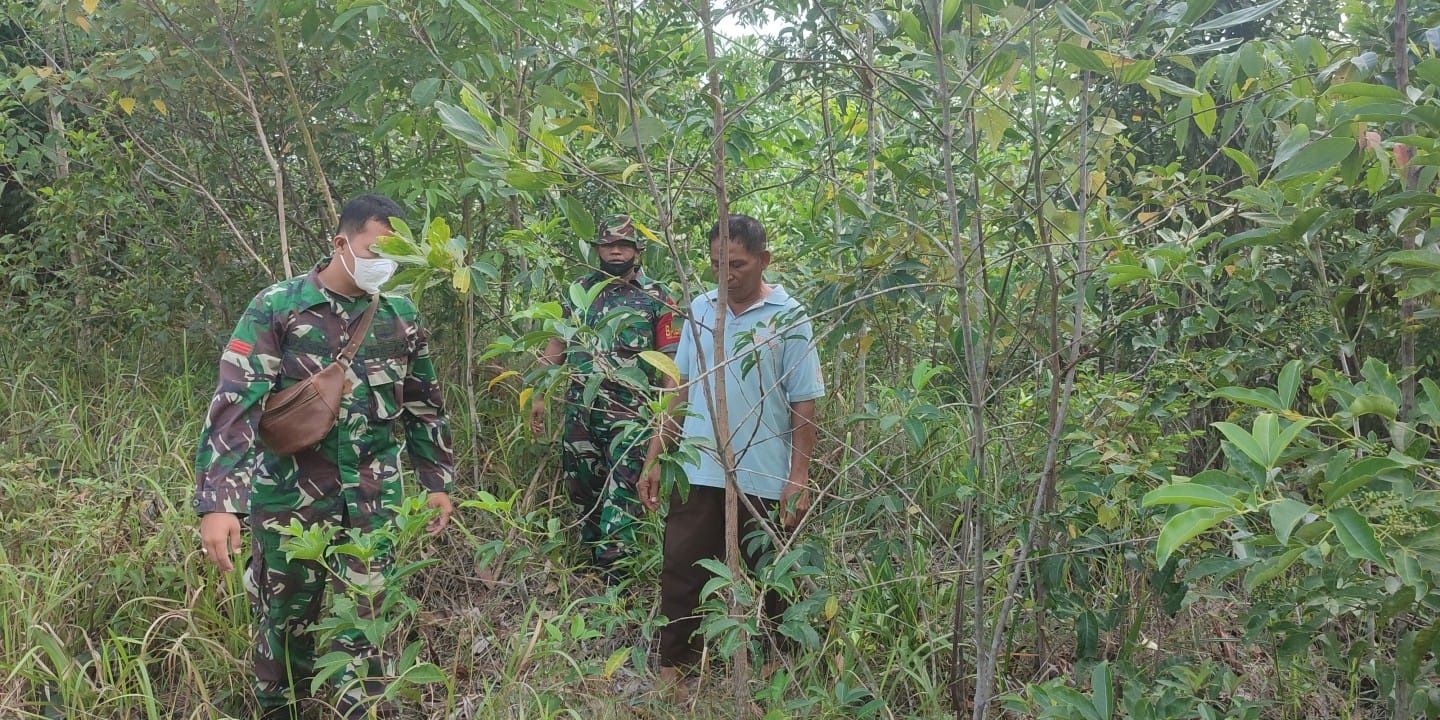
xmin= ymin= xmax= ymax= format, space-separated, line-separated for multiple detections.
xmin=0 ymin=340 xmax=1398 ymax=720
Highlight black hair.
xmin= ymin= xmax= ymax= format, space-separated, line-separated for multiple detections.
xmin=707 ymin=214 xmax=766 ymax=255
xmin=337 ymin=194 xmax=404 ymax=236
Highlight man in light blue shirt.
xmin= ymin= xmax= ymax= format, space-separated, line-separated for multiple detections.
xmin=639 ymin=214 xmax=824 ymax=690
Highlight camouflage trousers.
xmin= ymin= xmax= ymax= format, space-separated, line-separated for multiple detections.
xmin=245 ymin=513 xmax=393 ymax=719
xmin=561 ymin=393 xmax=651 ymax=569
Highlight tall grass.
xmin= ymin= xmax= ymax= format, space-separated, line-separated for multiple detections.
xmin=0 ymin=353 xmax=250 ymax=718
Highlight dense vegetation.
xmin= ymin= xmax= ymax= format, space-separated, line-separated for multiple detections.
xmin=4 ymin=0 xmax=1440 ymax=717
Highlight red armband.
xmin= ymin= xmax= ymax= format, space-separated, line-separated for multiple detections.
xmin=656 ymin=312 xmax=682 ymax=346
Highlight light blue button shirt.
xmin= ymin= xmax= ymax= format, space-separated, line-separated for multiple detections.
xmin=674 ymin=285 xmax=825 ymax=500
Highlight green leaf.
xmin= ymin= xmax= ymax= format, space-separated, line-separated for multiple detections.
xmin=942 ymin=0 xmax=961 ymax=29
xmin=1089 ymin=661 xmax=1113 ymax=720
xmin=310 ymin=650 xmax=355 ymax=695
xmin=1222 ymin=147 xmax=1258 ymax=182
xmin=1142 ymin=483 xmax=1241 ymax=509
xmin=1348 ymin=393 xmax=1399 ymax=420
xmin=534 ymin=84 xmax=583 ymax=112
xmin=1213 ymin=421 xmax=1267 ymax=468
xmin=901 ymin=417 xmax=929 ymax=448
xmin=567 ymin=281 xmax=590 ymax=313
xmin=1218 ymin=227 xmax=1279 ymax=252
xmin=910 ymin=360 xmax=948 ymax=392
xmin=1057 ymin=43 xmax=1110 ymax=74
xmin=1156 ymin=507 xmax=1236 ymax=567
xmin=559 ymin=196 xmax=595 ymax=240
xmin=1243 ymin=546 xmax=1303 ymax=590
xmin=898 ymin=11 xmax=927 ymax=45
xmin=1211 ymin=386 xmax=1283 ymax=411
xmin=1384 ymin=248 xmax=1440 ymax=270
xmin=398 ymin=640 xmax=422 ymax=671
xmin=1277 ymin=360 xmax=1302 ymax=409
xmin=1328 ymin=82 xmax=1408 ymax=100
xmin=1191 ymin=0 xmax=1284 ymax=31
xmin=411 ymin=77 xmax=441 ymax=107
xmin=588 ymin=156 xmax=633 ymax=175
xmin=1329 ymin=507 xmax=1388 ymax=565
xmin=1252 ymin=413 xmax=1280 ymax=465
xmin=1055 ymin=4 xmax=1098 ymax=43
xmin=616 ymin=116 xmax=667 ymax=147
xmin=1104 ymin=263 xmax=1155 ymax=287
xmin=505 ymin=168 xmax=561 ymax=192
xmin=1143 ymin=75 xmax=1203 ymax=97
xmin=1175 ymin=37 xmax=1243 ymax=56
xmin=1271 ymin=416 xmax=1314 ymax=465
xmin=425 ymin=216 xmax=452 ymax=254
xmin=1271 ymin=124 xmax=1311 ymax=168
xmin=1191 ymin=92 xmax=1216 ymax=136
xmin=374 ymin=234 xmax=427 ymax=266
xmin=1273 ymin=137 xmax=1355 ymax=181
xmin=398 ymin=662 xmax=447 ymax=685
xmin=436 ymin=101 xmax=495 ymax=151
xmin=1268 ymin=498 xmax=1311 ymax=545
xmin=1413 ymin=57 xmax=1440 ymax=88
xmin=1179 ymin=0 xmax=1218 ymax=24
xmin=1322 ymin=456 xmax=1401 ymax=505
xmin=1380 ymin=585 xmax=1417 ymax=624
xmin=1119 ymin=58 xmax=1157 ymax=86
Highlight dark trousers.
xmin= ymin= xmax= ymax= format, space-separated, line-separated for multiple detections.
xmin=659 ymin=484 xmax=789 ymax=669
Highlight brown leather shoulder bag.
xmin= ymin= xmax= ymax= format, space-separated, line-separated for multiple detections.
xmin=258 ymin=297 xmax=379 ymax=456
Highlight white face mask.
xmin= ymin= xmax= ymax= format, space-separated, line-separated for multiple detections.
xmin=340 ymin=238 xmax=397 ymax=295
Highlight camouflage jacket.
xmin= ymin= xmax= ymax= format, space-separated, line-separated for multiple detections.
xmin=562 ymin=271 xmax=681 ymax=404
xmin=193 ymin=261 xmax=454 ymax=518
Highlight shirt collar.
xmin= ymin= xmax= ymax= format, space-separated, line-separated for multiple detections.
xmin=704 ymin=284 xmax=791 ymax=308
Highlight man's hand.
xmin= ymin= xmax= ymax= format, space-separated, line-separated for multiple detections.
xmin=529 ymin=400 xmax=546 ymax=435
xmin=199 ymin=512 xmax=243 ymax=572
xmin=426 ymin=492 xmax=454 ymax=535
xmin=638 ymin=462 xmax=662 ymax=512
xmin=778 ymin=478 xmax=812 ymax=529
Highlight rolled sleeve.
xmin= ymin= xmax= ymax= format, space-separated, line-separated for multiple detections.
xmin=675 ymin=315 xmax=697 ymax=383
xmin=781 ymin=317 xmax=825 ymax=403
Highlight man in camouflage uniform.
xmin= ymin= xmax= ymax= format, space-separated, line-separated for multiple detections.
xmin=195 ymin=195 xmax=455 ymax=720
xmin=530 ymin=214 xmax=681 ymax=580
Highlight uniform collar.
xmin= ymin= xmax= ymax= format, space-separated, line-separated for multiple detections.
xmin=301 ymin=259 xmax=372 ymax=309
xmin=584 ymin=269 xmax=649 ymax=288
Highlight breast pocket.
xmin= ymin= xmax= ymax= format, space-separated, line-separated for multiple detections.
xmin=616 ymin=318 xmax=655 ymax=356
xmin=363 ymin=356 xmax=408 ymax=421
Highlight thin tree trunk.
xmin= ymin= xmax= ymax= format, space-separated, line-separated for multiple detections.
xmin=272 ymin=15 xmax=336 ymax=228
xmin=205 ymin=0 xmax=291 ymax=276
xmin=1393 ymin=9 xmax=1417 ymax=718
xmin=697 ymin=1 xmax=749 ymax=712
xmin=1395 ymin=0 xmax=1417 ymax=438
xmin=977 ymin=72 xmax=1093 ymax=710
xmin=928 ymin=0 xmax=991 ymax=713
xmin=50 ymin=105 xmax=84 ymax=355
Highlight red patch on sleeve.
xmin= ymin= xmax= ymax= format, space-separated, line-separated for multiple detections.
xmin=657 ymin=312 xmax=682 ymax=346
xmin=227 ymin=338 xmax=253 ymax=356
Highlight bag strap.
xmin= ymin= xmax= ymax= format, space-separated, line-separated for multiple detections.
xmin=335 ymin=296 xmax=380 ymax=365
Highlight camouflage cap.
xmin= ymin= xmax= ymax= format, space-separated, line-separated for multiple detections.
xmin=591 ymin=214 xmax=641 ymax=248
